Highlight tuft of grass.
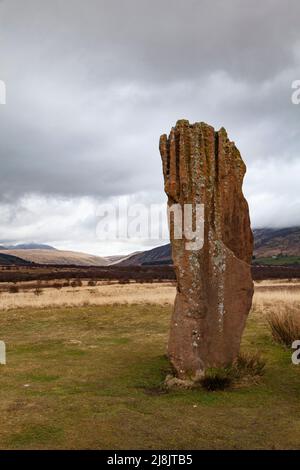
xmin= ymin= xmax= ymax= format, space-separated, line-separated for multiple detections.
xmin=200 ymin=352 xmax=266 ymax=391
xmin=231 ymin=352 xmax=266 ymax=379
xmin=200 ymin=368 xmax=232 ymax=391
xmin=267 ymin=308 xmax=300 ymax=347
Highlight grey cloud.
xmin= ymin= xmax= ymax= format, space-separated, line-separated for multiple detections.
xmin=0 ymin=0 xmax=300 ymax=251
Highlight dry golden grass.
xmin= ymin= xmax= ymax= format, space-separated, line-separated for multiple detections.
xmin=1 ymin=278 xmax=300 ymax=312
xmin=253 ymin=280 xmax=300 ymax=316
xmin=253 ymin=288 xmax=300 ymax=306
xmin=250 ymin=280 xmax=300 ymax=351
xmin=267 ymin=309 xmax=300 ymax=347
xmin=255 ymin=279 xmax=300 ymax=288
xmin=253 ymin=280 xmax=300 ymax=347
xmin=0 ymin=282 xmax=176 ymax=310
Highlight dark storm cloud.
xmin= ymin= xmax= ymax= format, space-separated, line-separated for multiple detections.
xmin=0 ymin=0 xmax=300 ymax=251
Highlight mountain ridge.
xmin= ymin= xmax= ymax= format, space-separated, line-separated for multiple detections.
xmin=117 ymin=227 xmax=300 ymax=266
xmin=1 ymin=228 xmax=299 ymax=267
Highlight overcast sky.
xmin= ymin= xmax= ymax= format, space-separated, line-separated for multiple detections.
xmin=0 ymin=0 xmax=300 ymax=255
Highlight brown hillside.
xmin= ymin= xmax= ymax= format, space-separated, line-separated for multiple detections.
xmin=0 ymin=249 xmax=109 ymax=266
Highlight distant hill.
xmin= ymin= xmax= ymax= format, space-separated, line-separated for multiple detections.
xmin=253 ymin=227 xmax=300 ymax=257
xmin=118 ymin=244 xmax=172 ymax=266
xmin=0 ymin=243 xmax=57 ymax=250
xmin=0 ymin=249 xmax=109 ymax=266
xmin=104 ymin=252 xmax=141 ymax=265
xmin=0 ymin=253 xmax=33 ymax=266
xmin=118 ymin=227 xmax=300 ymax=266
xmin=14 ymin=243 xmax=57 ymax=250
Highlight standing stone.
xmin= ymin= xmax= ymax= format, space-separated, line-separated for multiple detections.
xmin=160 ymin=120 xmax=254 ymax=381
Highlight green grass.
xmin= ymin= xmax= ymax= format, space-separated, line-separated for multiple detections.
xmin=0 ymin=303 xmax=299 ymax=449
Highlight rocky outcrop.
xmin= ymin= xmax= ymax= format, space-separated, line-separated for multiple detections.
xmin=160 ymin=120 xmax=254 ymax=381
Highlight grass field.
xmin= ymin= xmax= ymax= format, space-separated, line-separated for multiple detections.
xmin=254 ymin=256 xmax=300 ymax=266
xmin=0 ymin=281 xmax=300 ymax=449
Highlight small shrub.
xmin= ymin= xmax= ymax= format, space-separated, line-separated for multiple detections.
xmin=267 ymin=309 xmax=300 ymax=347
xmin=34 ymin=282 xmax=43 ymax=296
xmin=87 ymin=280 xmax=97 ymax=287
xmin=200 ymin=368 xmax=232 ymax=391
xmin=53 ymin=282 xmax=62 ymax=290
xmin=9 ymin=285 xmax=19 ymax=294
xmin=70 ymin=279 xmax=82 ymax=288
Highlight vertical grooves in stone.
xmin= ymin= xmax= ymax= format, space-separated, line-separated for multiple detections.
xmin=185 ymin=124 xmax=192 ymax=195
xmin=175 ymin=129 xmax=180 ymax=195
xmin=214 ymin=131 xmax=219 ymax=182
xmin=166 ymin=137 xmax=170 ymax=178
xmin=214 ymin=130 xmax=220 ymax=238
xmin=160 ymin=119 xmax=253 ymax=264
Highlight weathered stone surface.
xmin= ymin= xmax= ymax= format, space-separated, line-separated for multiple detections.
xmin=160 ymin=120 xmax=254 ymax=380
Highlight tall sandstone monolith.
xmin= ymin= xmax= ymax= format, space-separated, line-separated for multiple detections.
xmin=160 ymin=120 xmax=254 ymax=381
